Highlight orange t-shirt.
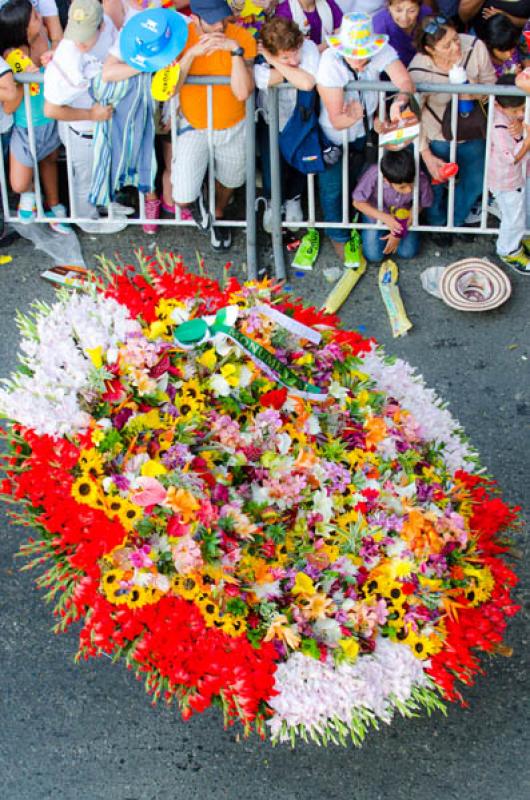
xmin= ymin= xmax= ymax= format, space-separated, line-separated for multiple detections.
xmin=179 ymin=23 xmax=257 ymax=130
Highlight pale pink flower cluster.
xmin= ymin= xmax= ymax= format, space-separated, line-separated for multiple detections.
xmin=268 ymin=638 xmax=429 ymax=741
xmin=171 ymin=534 xmax=203 ymax=573
xmin=361 ymin=347 xmax=475 ymax=472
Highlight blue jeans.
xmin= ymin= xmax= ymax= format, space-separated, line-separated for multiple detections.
xmin=318 ymin=137 xmax=366 ymax=243
xmin=361 ymin=216 xmax=420 ymax=262
xmin=426 ymin=138 xmax=486 ymax=227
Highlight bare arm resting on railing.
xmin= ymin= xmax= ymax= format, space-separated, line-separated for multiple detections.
xmin=44 ymin=100 xmax=113 ymax=123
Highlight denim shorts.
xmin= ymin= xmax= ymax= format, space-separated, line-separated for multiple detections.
xmin=10 ymin=121 xmax=61 ymax=168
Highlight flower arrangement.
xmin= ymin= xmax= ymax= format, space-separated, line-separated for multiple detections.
xmin=0 ymin=252 xmax=520 ymax=746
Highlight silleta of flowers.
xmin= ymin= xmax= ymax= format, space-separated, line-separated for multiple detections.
xmin=0 ymin=252 xmax=520 ymax=746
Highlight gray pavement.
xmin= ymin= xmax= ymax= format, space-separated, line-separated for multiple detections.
xmin=0 ymin=220 xmax=529 ymax=800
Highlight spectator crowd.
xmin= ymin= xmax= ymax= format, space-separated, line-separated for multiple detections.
xmin=1 ymin=0 xmax=530 ymax=274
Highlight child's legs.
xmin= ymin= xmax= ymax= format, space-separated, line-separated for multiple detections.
xmin=39 ymin=149 xmax=60 ymax=208
xmin=318 ymin=158 xmax=349 ymax=244
xmin=161 ymin=139 xmax=173 ymax=207
xmin=396 ymin=230 xmax=420 ymax=259
xmin=453 ymin=139 xmax=486 ymax=226
xmin=10 ymin=154 xmax=34 ymax=195
xmin=361 ymin=225 xmax=386 ymax=262
xmin=494 ymin=188 xmax=526 ymax=256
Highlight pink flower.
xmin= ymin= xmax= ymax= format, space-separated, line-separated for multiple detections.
xmin=130 ymin=477 xmax=167 ymax=507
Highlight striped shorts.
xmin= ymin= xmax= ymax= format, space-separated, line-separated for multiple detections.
xmin=171 ymin=116 xmax=246 ymax=204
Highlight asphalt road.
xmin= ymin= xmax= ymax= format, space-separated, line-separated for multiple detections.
xmin=0 ymin=221 xmax=528 ymax=800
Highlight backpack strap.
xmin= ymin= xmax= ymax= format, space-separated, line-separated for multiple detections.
xmin=343 ymin=61 xmax=371 ymax=138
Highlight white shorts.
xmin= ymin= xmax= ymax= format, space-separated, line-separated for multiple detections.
xmin=171 ymin=116 xmax=246 ymax=204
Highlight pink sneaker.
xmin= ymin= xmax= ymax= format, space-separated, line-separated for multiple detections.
xmin=143 ymin=198 xmax=160 ymax=234
xmin=180 ymin=207 xmax=193 ymax=222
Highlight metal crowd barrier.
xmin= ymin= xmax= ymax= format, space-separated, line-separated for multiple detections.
xmin=267 ymin=79 xmax=530 ymax=279
xmin=1 ymin=73 xmax=529 ymax=282
xmin=0 ymin=73 xmax=258 ymax=279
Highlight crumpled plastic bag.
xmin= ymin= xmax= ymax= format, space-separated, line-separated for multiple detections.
xmin=11 ymin=221 xmax=86 ymax=267
xmin=420 ymin=266 xmax=446 ymax=299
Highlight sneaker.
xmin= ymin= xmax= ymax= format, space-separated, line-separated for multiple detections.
xmin=189 ymin=194 xmax=210 ymax=233
xmin=521 ymin=237 xmax=530 ymax=257
xmin=0 ymin=228 xmax=20 ymax=248
xmin=210 ymin=223 xmax=232 ymax=251
xmin=501 ymin=248 xmax=530 ymax=274
xmin=431 ymin=232 xmax=454 ymax=247
xmin=344 ymin=229 xmax=367 ymax=269
xmin=292 ymin=228 xmax=319 ymax=270
xmin=284 ymin=195 xmax=303 ymax=231
xmin=142 ymin=198 xmax=160 ymax=234
xmin=78 ymin=219 xmax=128 ymax=234
xmin=45 ymin=204 xmax=71 ymax=235
xmin=107 ymin=201 xmax=135 ymax=217
xmin=18 ymin=191 xmax=36 ymax=224
xmin=464 ymin=201 xmax=482 ymax=225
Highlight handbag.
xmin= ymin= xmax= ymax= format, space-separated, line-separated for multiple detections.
xmin=278 ymin=89 xmax=333 ymax=175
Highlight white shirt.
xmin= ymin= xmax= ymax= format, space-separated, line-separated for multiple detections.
xmin=44 ymin=17 xmax=118 ymax=133
xmin=317 ymin=44 xmax=398 ymax=145
xmin=30 ymin=0 xmax=59 ymax=17
xmin=0 ymin=56 xmax=13 ymax=134
xmin=254 ymin=40 xmax=320 ymax=132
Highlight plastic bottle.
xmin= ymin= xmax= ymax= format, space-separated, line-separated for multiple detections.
xmin=449 ymin=64 xmax=474 ymax=116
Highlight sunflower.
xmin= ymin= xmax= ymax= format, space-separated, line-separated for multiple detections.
xmin=174 ymin=394 xmax=201 ymax=423
xmin=197 ymin=597 xmax=220 ymax=626
xmin=381 ymin=581 xmax=407 ymax=607
xmin=124 ymin=585 xmax=149 ymax=610
xmin=282 ymin=423 xmax=307 ymax=451
xmin=175 ymin=574 xmax=202 ymax=600
xmin=180 ymin=379 xmax=204 ymax=403
xmin=463 ymin=565 xmax=494 ymax=606
xmin=102 ymin=568 xmax=124 ymax=591
xmin=106 ymin=496 xmax=125 ymax=516
xmin=77 ymin=448 xmax=105 ymax=477
xmin=407 ymin=631 xmax=444 ymax=660
xmin=222 ymin=615 xmax=247 ymax=637
xmin=116 ymin=501 xmax=143 ymax=531
xmin=71 ymin=477 xmax=100 ymax=508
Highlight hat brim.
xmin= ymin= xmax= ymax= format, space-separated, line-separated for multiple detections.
xmin=326 ymin=33 xmax=388 ymax=59
xmin=120 ymin=9 xmax=189 ymax=74
xmin=439 ymin=258 xmax=511 ymax=311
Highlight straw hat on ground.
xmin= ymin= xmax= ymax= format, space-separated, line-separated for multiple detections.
xmin=439 ymin=258 xmax=511 ymax=311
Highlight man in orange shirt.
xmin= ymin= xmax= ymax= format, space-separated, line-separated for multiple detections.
xmin=173 ymin=0 xmax=256 ymax=250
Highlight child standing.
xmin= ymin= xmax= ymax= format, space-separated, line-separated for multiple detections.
xmin=352 ymin=148 xmax=432 ymax=261
xmin=483 ymin=15 xmax=523 ymax=78
xmin=488 ymin=73 xmax=530 ymax=275
xmin=0 ymin=0 xmax=67 ymax=231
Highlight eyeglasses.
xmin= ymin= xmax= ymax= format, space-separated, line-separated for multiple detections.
xmin=423 ymin=16 xmax=449 ymax=36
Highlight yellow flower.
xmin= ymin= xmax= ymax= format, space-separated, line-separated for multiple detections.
xmin=198 ymin=348 xmax=217 ymax=370
xmin=78 ymin=448 xmax=104 ymax=477
xmin=407 ymin=631 xmax=444 ymax=660
xmin=174 ymin=394 xmax=200 ymax=422
xmin=180 ymin=379 xmax=204 ymax=403
xmin=91 ymin=428 xmax=105 ymax=446
xmin=116 ymin=501 xmax=143 ymax=530
xmin=174 ymin=574 xmax=202 ymax=600
xmin=357 ymin=389 xmax=370 ymax=407
xmin=141 ymin=459 xmax=168 ymax=478
xmin=220 ymin=363 xmax=239 ymax=387
xmin=339 ymin=637 xmax=360 ymax=662
xmin=146 ymin=320 xmax=172 ymax=340
xmin=71 ymin=477 xmax=100 ymax=508
xmin=291 ymin=572 xmax=316 ymax=597
xmin=86 ymin=346 xmax=103 ymax=368
xmin=222 ymin=616 xmax=247 ymax=637
xmin=197 ymin=596 xmax=220 ymax=626
xmin=124 ymin=585 xmax=149 ymax=610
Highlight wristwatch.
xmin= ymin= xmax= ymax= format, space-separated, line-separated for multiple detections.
xmin=231 ymin=46 xmax=245 ymax=58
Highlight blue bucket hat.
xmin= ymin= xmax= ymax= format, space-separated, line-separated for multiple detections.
xmin=189 ymin=0 xmax=233 ymax=24
xmin=119 ymin=9 xmax=189 ymax=73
